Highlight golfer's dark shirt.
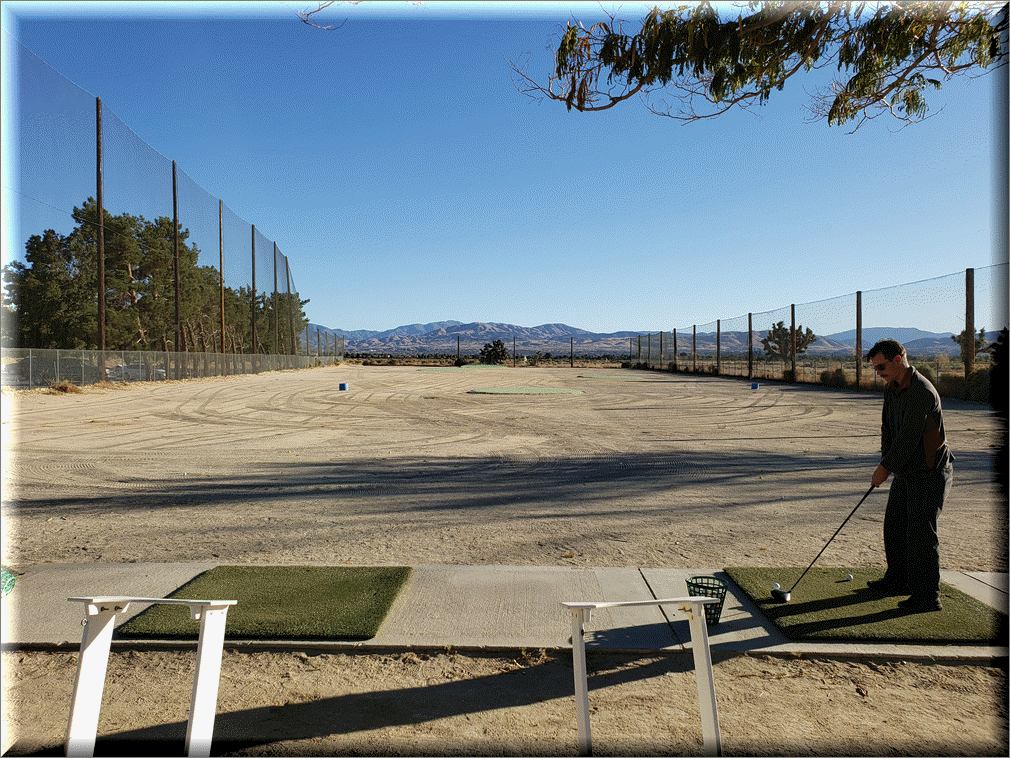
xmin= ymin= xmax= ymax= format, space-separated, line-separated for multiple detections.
xmin=880 ymin=367 xmax=952 ymax=478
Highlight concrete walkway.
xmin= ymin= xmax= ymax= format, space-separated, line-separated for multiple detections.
xmin=2 ymin=563 xmax=1007 ymax=662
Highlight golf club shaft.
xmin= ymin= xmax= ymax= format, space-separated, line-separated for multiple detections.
xmin=788 ymin=484 xmax=876 ymax=593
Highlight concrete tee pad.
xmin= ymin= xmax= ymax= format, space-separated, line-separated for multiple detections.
xmin=4 ymin=563 xmax=216 ymax=646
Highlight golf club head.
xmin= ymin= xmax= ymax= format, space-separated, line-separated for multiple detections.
xmin=771 ymin=587 xmax=791 ymax=603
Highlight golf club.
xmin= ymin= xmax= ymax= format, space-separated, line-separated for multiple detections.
xmin=771 ymin=484 xmax=876 ymax=602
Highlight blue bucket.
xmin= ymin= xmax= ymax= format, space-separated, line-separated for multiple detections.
xmin=751 ymin=382 xmax=760 ymax=390
xmin=339 ymin=383 xmax=349 ymax=391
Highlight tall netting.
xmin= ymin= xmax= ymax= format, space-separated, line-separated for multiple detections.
xmin=175 ymin=166 xmax=224 ymax=273
xmin=976 ymin=262 xmax=1009 ymax=335
xmin=635 ymin=264 xmax=1004 ymax=400
xmin=101 ymin=106 xmax=173 ymax=235
xmin=4 ymin=37 xmax=310 ymax=383
xmin=795 ymin=292 xmax=858 ymax=385
xmin=861 ymin=270 xmax=965 ymax=339
xmin=718 ymin=312 xmax=751 ymax=378
xmin=10 ymin=35 xmax=96 ymax=261
xmin=221 ymin=202 xmax=253 ymax=291
xmin=748 ymin=304 xmax=793 ymax=380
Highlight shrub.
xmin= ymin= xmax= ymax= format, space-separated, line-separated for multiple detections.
xmin=49 ymin=380 xmax=83 ymax=394
xmin=479 ymin=339 xmax=510 ymax=365
xmin=913 ymin=364 xmax=935 ymax=385
xmin=820 ymin=368 xmax=850 ymax=388
xmin=938 ymin=373 xmax=966 ymax=399
xmin=967 ymin=368 xmax=991 ymax=403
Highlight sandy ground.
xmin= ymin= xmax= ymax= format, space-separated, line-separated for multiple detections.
xmin=2 ymin=365 xmax=1007 ymax=755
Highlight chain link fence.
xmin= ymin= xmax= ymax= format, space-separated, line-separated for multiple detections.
xmin=1 ymin=348 xmax=313 ymax=390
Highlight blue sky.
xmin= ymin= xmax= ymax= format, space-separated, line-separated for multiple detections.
xmin=2 ymin=1 xmax=1006 ymax=335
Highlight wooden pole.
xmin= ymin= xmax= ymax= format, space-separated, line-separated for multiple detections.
xmin=747 ymin=313 xmax=753 ymax=380
xmin=96 ymin=98 xmax=106 ymax=358
xmin=273 ymin=243 xmax=279 ymax=355
xmin=855 ymin=292 xmax=862 ymax=388
xmin=250 ymin=225 xmax=257 ymax=363
xmin=219 ymin=200 xmax=226 ymax=364
xmin=172 ymin=161 xmax=182 ymax=358
xmin=965 ymin=268 xmax=975 ymax=377
xmin=716 ymin=320 xmax=721 ymax=376
xmin=790 ymin=304 xmax=797 ymax=382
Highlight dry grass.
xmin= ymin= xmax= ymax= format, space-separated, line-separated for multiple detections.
xmin=47 ymin=380 xmax=83 ymax=394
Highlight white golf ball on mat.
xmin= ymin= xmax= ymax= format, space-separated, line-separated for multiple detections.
xmin=845 ymin=574 xmax=853 ymax=581
xmin=772 ymin=583 xmax=780 ymax=590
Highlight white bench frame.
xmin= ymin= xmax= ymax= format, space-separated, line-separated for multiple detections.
xmin=65 ymin=596 xmax=237 ymax=758
xmin=562 ymin=597 xmax=722 ymax=757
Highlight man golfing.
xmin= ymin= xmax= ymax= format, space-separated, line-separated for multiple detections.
xmin=866 ymin=339 xmax=954 ymax=613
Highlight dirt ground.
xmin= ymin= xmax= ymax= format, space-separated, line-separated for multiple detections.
xmin=2 ymin=365 xmax=1007 ymax=755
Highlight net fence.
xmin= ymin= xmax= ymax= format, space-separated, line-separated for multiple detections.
xmin=633 ymin=264 xmax=1007 ymax=398
xmin=3 ymin=32 xmax=327 ymax=383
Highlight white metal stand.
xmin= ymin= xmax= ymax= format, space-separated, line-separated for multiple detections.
xmin=65 ymin=596 xmax=237 ymax=758
xmin=562 ymin=597 xmax=722 ymax=757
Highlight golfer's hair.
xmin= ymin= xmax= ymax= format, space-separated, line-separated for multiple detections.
xmin=866 ymin=339 xmax=907 ymax=362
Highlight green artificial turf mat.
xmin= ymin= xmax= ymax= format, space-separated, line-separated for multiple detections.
xmin=117 ymin=566 xmax=411 ymax=641
xmin=468 ymin=386 xmax=583 ymax=395
xmin=724 ymin=566 xmax=1006 ymax=643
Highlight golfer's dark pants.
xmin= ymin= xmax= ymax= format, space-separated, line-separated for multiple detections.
xmin=882 ymin=463 xmax=953 ymax=602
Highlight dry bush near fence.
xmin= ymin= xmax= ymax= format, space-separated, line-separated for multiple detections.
xmin=47 ymin=380 xmax=83 ymax=394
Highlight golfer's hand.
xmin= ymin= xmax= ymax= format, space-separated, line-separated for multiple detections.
xmin=871 ymin=464 xmax=891 ymax=488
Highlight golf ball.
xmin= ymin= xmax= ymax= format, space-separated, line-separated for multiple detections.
xmin=772 ymin=583 xmax=780 ymax=590
xmin=845 ymin=574 xmax=854 ymax=581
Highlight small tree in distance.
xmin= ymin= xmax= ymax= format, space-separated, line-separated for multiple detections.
xmin=762 ymin=321 xmax=816 ymax=362
xmin=480 ymin=339 xmax=511 ymax=365
xmin=952 ymin=327 xmax=988 ymax=368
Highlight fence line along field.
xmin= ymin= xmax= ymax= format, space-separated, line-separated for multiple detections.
xmin=3 ymin=364 xmax=1003 ymax=572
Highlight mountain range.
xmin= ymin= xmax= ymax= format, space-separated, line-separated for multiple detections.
xmin=304 ymin=321 xmax=966 ymax=357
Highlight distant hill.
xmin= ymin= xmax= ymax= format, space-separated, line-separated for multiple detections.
xmin=303 ymin=322 xmax=969 ymax=357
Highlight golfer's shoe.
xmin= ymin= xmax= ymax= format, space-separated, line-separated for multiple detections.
xmin=897 ymin=597 xmax=943 ymax=613
xmin=866 ymin=576 xmax=910 ymax=595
